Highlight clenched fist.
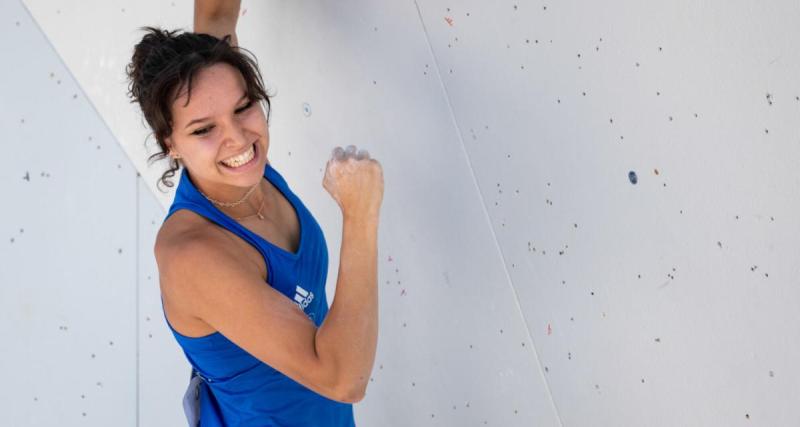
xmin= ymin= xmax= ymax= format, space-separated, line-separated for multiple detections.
xmin=323 ymin=145 xmax=384 ymax=221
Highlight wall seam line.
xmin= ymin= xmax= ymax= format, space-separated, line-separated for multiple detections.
xmin=136 ymin=174 xmax=140 ymax=427
xmin=410 ymin=2 xmax=565 ymax=425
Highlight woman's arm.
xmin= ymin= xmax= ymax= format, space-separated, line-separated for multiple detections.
xmin=194 ymin=0 xmax=241 ymax=47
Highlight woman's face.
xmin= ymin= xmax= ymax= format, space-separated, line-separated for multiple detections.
xmin=165 ymin=62 xmax=269 ymax=194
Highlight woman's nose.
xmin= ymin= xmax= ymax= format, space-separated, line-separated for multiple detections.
xmin=223 ymin=123 xmax=250 ymax=148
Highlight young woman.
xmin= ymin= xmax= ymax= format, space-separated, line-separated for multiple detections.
xmin=125 ymin=1 xmax=384 ymax=425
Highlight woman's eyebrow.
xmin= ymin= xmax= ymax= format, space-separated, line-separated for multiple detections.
xmin=184 ymin=92 xmax=248 ymax=129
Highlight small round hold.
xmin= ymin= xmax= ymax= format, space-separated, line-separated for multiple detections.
xmin=344 ymin=145 xmax=358 ymax=157
xmin=332 ymin=146 xmax=345 ymax=160
xmin=628 ymin=171 xmax=638 ymax=184
xmin=302 ymin=102 xmax=312 ymax=117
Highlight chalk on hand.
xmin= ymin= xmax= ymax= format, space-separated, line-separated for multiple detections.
xmin=332 ymin=146 xmax=345 ymax=160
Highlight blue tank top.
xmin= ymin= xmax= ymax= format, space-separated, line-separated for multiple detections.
xmin=160 ymin=161 xmax=355 ymax=427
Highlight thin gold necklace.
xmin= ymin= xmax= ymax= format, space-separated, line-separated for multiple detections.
xmin=233 ymin=192 xmax=267 ymax=221
xmin=198 ymin=181 xmax=259 ymax=208
xmin=197 ymin=181 xmax=266 ymax=221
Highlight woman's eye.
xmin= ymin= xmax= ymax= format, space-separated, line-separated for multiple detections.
xmin=191 ymin=101 xmax=253 ymax=136
xmin=236 ymin=101 xmax=254 ymax=113
xmin=192 ymin=126 xmax=212 ymax=136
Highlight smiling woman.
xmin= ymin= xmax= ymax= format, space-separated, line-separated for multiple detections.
xmin=163 ymin=62 xmax=270 ymax=203
xmin=125 ymin=26 xmax=272 ymax=194
xmin=125 ymin=1 xmax=383 ymax=426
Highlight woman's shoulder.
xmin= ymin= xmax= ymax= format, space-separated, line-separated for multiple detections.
xmin=154 ymin=209 xmax=266 ymax=281
xmin=154 ymin=211 xmax=229 ymax=338
xmin=154 ymin=210 xmax=232 ymax=270
xmin=156 ymin=209 xmax=214 ymax=249
xmin=155 ymin=211 xmax=241 ymax=303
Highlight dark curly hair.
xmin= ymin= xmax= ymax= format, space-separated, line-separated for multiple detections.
xmin=125 ymin=26 xmax=274 ymax=192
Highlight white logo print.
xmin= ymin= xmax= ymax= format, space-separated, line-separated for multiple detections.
xmin=294 ymin=284 xmax=314 ymax=311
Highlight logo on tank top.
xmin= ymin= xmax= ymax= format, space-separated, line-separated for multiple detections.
xmin=294 ymin=284 xmax=314 ymax=312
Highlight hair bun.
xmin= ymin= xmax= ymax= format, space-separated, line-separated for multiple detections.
xmin=126 ymin=26 xmax=181 ymax=104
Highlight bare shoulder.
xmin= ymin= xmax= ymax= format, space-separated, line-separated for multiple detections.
xmin=155 ymin=210 xmax=217 ymax=275
xmin=153 ymin=211 xmax=235 ymax=334
xmin=154 ymin=210 xmax=248 ymax=295
xmin=155 ymin=209 xmax=217 ymax=258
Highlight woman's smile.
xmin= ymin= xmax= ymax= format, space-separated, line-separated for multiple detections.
xmin=219 ymin=141 xmax=259 ymax=172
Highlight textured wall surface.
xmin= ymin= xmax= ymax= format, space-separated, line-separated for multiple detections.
xmin=3 ymin=0 xmax=799 ymax=425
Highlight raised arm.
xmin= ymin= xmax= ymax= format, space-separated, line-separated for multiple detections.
xmin=194 ymin=0 xmax=241 ymax=47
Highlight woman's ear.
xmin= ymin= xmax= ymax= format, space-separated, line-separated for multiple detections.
xmin=165 ymin=137 xmax=181 ymax=159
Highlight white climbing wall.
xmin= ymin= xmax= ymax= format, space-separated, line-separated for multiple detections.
xmin=3 ymin=0 xmax=799 ymax=425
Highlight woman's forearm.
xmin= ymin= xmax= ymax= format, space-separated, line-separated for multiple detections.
xmin=194 ymin=0 xmax=241 ymax=47
xmin=194 ymin=0 xmax=241 ymax=22
xmin=314 ymin=216 xmax=379 ymax=402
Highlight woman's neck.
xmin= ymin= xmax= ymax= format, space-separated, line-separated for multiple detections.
xmin=194 ymin=175 xmax=270 ymax=220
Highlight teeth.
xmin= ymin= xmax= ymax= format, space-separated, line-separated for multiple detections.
xmin=221 ymin=144 xmax=255 ymax=168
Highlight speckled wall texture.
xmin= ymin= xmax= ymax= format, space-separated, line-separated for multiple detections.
xmin=3 ymin=0 xmax=799 ymax=425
